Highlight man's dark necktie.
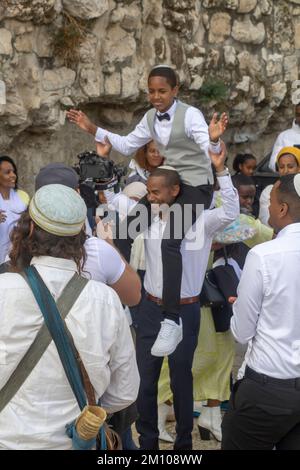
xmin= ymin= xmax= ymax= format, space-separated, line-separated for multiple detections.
xmin=156 ymin=113 xmax=170 ymax=122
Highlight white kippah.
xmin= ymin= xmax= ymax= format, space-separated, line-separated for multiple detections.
xmin=293 ymin=173 xmax=300 ymax=197
xmin=123 ymin=182 xmax=147 ymax=200
xmin=157 ymin=165 xmax=177 ymax=171
xmin=151 ymin=64 xmax=174 ymax=70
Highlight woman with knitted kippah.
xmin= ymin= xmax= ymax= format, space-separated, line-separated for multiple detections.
xmin=0 ymin=155 xmax=29 ymax=264
xmin=0 ymin=184 xmax=139 ymax=449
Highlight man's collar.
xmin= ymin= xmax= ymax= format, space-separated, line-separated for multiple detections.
xmin=276 ymin=222 xmax=300 ymax=238
xmin=30 ymin=256 xmax=78 ymax=272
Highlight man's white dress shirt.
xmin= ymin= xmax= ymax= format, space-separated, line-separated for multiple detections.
xmin=231 ymin=223 xmax=300 ymax=379
xmin=107 ymin=175 xmax=239 ymax=298
xmin=95 ymin=100 xmax=221 ymax=156
xmin=0 ymin=256 xmax=139 ymax=449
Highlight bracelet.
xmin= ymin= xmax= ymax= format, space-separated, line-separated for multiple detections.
xmin=209 ymin=139 xmax=220 ymax=146
xmin=215 ymin=167 xmax=230 ymax=176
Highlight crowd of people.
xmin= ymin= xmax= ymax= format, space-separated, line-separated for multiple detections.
xmin=0 ymin=65 xmax=300 ymax=451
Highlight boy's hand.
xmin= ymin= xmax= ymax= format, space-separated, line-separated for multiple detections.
xmin=209 ymin=140 xmax=227 ymax=172
xmin=96 ymin=136 xmax=112 ymax=159
xmin=209 ymin=112 xmax=228 ymax=142
xmin=66 ymin=109 xmax=97 ymax=136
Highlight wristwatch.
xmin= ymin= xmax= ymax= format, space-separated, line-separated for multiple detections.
xmin=215 ymin=167 xmax=230 ymax=177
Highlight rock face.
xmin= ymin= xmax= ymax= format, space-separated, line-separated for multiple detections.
xmin=0 ymin=0 xmax=299 ymax=192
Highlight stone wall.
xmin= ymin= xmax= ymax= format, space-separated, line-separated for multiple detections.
xmin=0 ymin=0 xmax=300 ymax=193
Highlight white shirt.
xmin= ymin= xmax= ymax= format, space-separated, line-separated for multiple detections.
xmin=231 ymin=223 xmax=300 ymax=379
xmin=0 ymin=256 xmax=139 ymax=449
xmin=258 ymin=184 xmax=273 ymax=227
xmin=0 ymin=189 xmax=28 ymax=264
xmin=95 ymin=100 xmax=221 ymax=157
xmin=107 ymin=176 xmax=239 ymax=298
xmin=269 ymin=120 xmax=300 ymax=171
xmin=83 ymin=236 xmax=125 ymax=284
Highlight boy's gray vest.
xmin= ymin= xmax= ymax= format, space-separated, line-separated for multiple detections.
xmin=146 ymin=101 xmax=214 ymax=187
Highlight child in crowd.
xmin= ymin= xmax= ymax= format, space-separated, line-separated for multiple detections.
xmin=232 ymin=153 xmax=257 ymax=177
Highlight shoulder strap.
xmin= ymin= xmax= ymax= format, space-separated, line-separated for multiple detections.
xmin=0 ymin=271 xmax=88 ymax=414
xmin=23 ymin=266 xmax=88 ymax=411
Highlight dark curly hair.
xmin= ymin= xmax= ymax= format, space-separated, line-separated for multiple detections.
xmin=9 ymin=210 xmax=87 ymax=273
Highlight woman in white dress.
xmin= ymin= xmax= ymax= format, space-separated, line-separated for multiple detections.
xmin=0 ymin=155 xmax=29 ymax=264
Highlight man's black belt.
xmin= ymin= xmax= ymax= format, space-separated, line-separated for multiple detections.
xmin=245 ymin=366 xmax=300 ymax=389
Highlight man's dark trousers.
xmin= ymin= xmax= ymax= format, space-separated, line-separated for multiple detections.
xmin=222 ymin=366 xmax=300 ymax=450
xmin=135 ymin=295 xmax=200 ymax=450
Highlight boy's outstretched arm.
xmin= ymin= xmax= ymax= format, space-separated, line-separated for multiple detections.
xmin=67 ymin=109 xmax=97 ymax=136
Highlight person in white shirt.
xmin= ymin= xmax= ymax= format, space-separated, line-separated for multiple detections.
xmin=0 ymin=184 xmax=139 ymax=450
xmin=33 ymin=162 xmax=141 ymax=307
xmin=105 ymin=146 xmax=239 ymax=449
xmin=259 ymin=146 xmax=300 ymax=226
xmin=222 ymin=173 xmax=300 ymax=450
xmin=67 ymin=65 xmax=228 ymax=358
xmin=269 ymin=103 xmax=300 ymax=171
xmin=0 ymin=155 xmax=29 ymax=264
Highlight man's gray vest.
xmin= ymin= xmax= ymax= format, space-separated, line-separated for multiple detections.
xmin=146 ymin=101 xmax=213 ymax=187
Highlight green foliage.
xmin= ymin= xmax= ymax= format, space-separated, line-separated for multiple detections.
xmin=52 ymin=12 xmax=87 ymax=68
xmin=199 ymin=79 xmax=229 ymax=105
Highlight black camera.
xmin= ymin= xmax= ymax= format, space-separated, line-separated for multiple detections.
xmin=76 ymin=150 xmax=126 ymax=191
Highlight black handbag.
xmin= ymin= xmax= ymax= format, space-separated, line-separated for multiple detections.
xmin=199 ymin=269 xmax=226 ymax=307
xmin=200 ymin=247 xmax=240 ymax=332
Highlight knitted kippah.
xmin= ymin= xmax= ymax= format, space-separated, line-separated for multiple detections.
xmin=29 ymin=184 xmax=87 ymax=236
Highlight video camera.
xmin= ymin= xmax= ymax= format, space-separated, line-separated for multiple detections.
xmin=76 ymin=150 xmax=126 ymax=191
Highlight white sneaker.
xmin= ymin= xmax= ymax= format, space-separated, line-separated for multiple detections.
xmin=151 ymin=318 xmax=183 ymax=357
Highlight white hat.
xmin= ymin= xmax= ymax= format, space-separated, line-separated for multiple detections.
xmin=151 ymin=64 xmax=174 ymax=70
xmin=123 ymin=182 xmax=147 ymax=200
xmin=157 ymin=165 xmax=177 ymax=171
